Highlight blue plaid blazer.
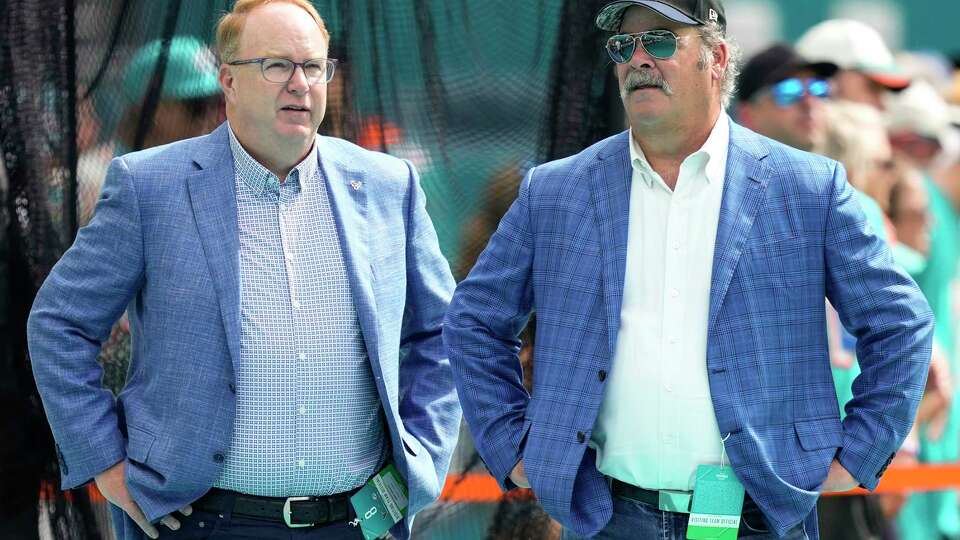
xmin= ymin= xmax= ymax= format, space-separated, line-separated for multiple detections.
xmin=444 ymin=120 xmax=933 ymax=538
xmin=28 ymin=124 xmax=459 ymax=540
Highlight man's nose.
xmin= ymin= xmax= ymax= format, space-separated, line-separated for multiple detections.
xmin=286 ymin=65 xmax=310 ymax=93
xmin=628 ymin=43 xmax=655 ymax=69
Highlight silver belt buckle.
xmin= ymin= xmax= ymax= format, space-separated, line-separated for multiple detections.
xmin=282 ymin=496 xmax=314 ymax=528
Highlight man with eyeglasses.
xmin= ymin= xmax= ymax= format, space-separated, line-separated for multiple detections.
xmin=27 ymin=1 xmax=459 ymax=539
xmin=736 ymin=44 xmax=837 ymax=152
xmin=445 ymin=1 xmax=932 ymax=539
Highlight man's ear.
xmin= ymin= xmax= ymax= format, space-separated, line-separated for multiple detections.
xmin=218 ymin=64 xmax=237 ymax=103
xmin=712 ymin=41 xmax=729 ymax=81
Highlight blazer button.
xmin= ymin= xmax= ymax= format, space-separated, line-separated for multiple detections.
xmin=576 ymin=431 xmax=585 ymax=443
xmin=228 ymin=383 xmax=236 ymax=394
xmin=598 ymin=370 xmax=607 ymax=382
xmin=213 ymin=453 xmax=225 ymax=463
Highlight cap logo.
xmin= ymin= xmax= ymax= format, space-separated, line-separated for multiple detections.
xmin=709 ymin=8 xmax=718 ymax=22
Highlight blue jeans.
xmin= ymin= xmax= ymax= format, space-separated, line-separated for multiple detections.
xmin=109 ymin=502 xmax=364 ymax=540
xmin=561 ymin=495 xmax=809 ymax=540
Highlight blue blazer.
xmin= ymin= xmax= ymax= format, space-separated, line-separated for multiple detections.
xmin=444 ymin=120 xmax=933 ymax=538
xmin=28 ymin=123 xmax=460 ymax=539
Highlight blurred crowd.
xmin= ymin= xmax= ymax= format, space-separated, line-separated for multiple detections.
xmin=63 ymin=13 xmax=960 ymax=540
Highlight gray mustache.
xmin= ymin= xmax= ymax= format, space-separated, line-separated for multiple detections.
xmin=621 ymin=69 xmax=673 ymax=97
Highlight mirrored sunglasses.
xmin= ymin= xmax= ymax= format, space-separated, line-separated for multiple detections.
xmin=606 ymin=29 xmax=680 ymax=63
xmin=769 ymin=78 xmax=830 ymax=107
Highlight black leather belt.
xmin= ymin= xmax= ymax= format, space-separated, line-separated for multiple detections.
xmin=194 ymin=487 xmax=356 ymax=528
xmin=611 ymin=479 xmax=758 ymax=513
xmin=611 ymin=479 xmax=667 ymax=507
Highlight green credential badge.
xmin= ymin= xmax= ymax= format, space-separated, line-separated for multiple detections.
xmin=349 ymin=464 xmax=409 ymax=540
xmin=686 ymin=464 xmax=745 ymax=540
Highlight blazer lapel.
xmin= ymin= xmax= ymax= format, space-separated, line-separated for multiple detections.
xmin=316 ymin=139 xmax=381 ymax=370
xmin=590 ymin=132 xmax=632 ymax=359
xmin=708 ymin=124 xmax=771 ymax=333
xmin=186 ymin=124 xmax=241 ymax=375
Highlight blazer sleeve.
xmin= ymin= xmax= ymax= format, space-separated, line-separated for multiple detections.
xmin=27 ymin=156 xmax=145 ymax=489
xmin=443 ymin=167 xmax=536 ymax=490
xmin=397 ymin=160 xmax=461 ymax=492
xmin=823 ymin=162 xmax=934 ymax=490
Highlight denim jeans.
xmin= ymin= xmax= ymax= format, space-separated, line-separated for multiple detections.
xmin=561 ymin=495 xmax=809 ymax=540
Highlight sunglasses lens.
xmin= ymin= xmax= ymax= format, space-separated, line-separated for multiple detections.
xmin=772 ymin=78 xmax=805 ymax=106
xmin=808 ymin=79 xmax=830 ymax=98
xmin=606 ymin=35 xmax=636 ymax=64
xmin=640 ymin=31 xmax=677 ymax=59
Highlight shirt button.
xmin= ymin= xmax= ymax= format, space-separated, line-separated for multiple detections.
xmin=670 ymin=289 xmax=679 ymax=298
xmin=285 ymin=252 xmax=293 ymax=262
xmin=299 ymin=406 xmax=306 ymax=415
xmin=298 ymin=459 xmax=305 ymax=468
xmin=598 ymin=370 xmax=607 ymax=382
xmin=279 ymin=203 xmax=287 ymax=212
xmin=292 ymin=300 xmax=301 ymax=309
xmin=298 ymin=352 xmax=306 ymax=360
xmin=665 ymin=384 xmax=673 ymax=392
xmin=673 ymin=241 xmax=681 ymax=251
xmin=576 ymin=431 xmax=585 ymax=443
xmin=213 ymin=453 xmax=225 ymax=463
xmin=668 ymin=336 xmax=677 ymax=344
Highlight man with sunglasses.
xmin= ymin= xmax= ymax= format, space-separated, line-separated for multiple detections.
xmin=446 ymin=1 xmax=932 ymax=539
xmin=736 ymin=44 xmax=837 ymax=152
xmin=28 ymin=1 xmax=459 ymax=539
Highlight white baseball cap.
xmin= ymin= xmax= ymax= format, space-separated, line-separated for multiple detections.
xmin=886 ymin=80 xmax=951 ymax=145
xmin=796 ymin=19 xmax=910 ymax=91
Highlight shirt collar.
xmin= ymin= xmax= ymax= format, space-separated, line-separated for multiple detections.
xmin=227 ymin=122 xmax=318 ymax=197
xmin=628 ymin=112 xmax=730 ymax=188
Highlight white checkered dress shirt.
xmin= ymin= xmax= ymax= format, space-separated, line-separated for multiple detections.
xmin=214 ymin=126 xmax=386 ymax=496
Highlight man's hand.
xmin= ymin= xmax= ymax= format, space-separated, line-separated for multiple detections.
xmin=820 ymin=459 xmax=858 ymax=493
xmin=94 ymin=461 xmax=192 ymax=539
xmin=509 ymin=460 xmax=530 ymax=488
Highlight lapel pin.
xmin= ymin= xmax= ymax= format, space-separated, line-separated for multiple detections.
xmin=350 ymin=180 xmax=362 ymax=191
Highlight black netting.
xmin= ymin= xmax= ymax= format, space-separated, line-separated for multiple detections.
xmin=1 ymin=1 xmax=623 ymax=538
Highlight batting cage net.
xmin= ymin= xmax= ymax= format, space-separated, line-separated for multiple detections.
xmin=1 ymin=1 xmax=622 ymax=538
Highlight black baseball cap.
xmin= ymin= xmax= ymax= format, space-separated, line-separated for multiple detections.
xmin=737 ymin=43 xmax=838 ymax=102
xmin=595 ymin=0 xmax=726 ymax=33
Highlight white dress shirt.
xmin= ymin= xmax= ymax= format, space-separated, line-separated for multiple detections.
xmin=591 ymin=113 xmax=731 ymax=491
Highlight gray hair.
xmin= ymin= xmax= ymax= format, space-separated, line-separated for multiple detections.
xmin=696 ymin=22 xmax=741 ymax=109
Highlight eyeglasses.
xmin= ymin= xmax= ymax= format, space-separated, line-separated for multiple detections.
xmin=606 ymin=30 xmax=682 ymax=63
xmin=765 ymin=78 xmax=830 ymax=107
xmin=226 ymin=57 xmax=338 ymax=85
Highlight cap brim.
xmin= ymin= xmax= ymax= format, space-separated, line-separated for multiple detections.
xmin=805 ymin=61 xmax=839 ymax=79
xmin=760 ymin=60 xmax=838 ymax=93
xmin=866 ymin=72 xmax=911 ymax=91
xmin=596 ymin=0 xmax=700 ymax=31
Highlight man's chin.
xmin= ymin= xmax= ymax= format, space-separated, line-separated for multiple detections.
xmin=626 ymin=105 xmax=669 ymax=126
xmin=274 ymin=123 xmax=318 ymax=140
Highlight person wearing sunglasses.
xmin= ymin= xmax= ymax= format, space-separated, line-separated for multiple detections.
xmin=736 ymin=44 xmax=837 ymax=152
xmin=445 ymin=1 xmax=933 ymax=539
xmin=27 ymin=1 xmax=460 ymax=539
